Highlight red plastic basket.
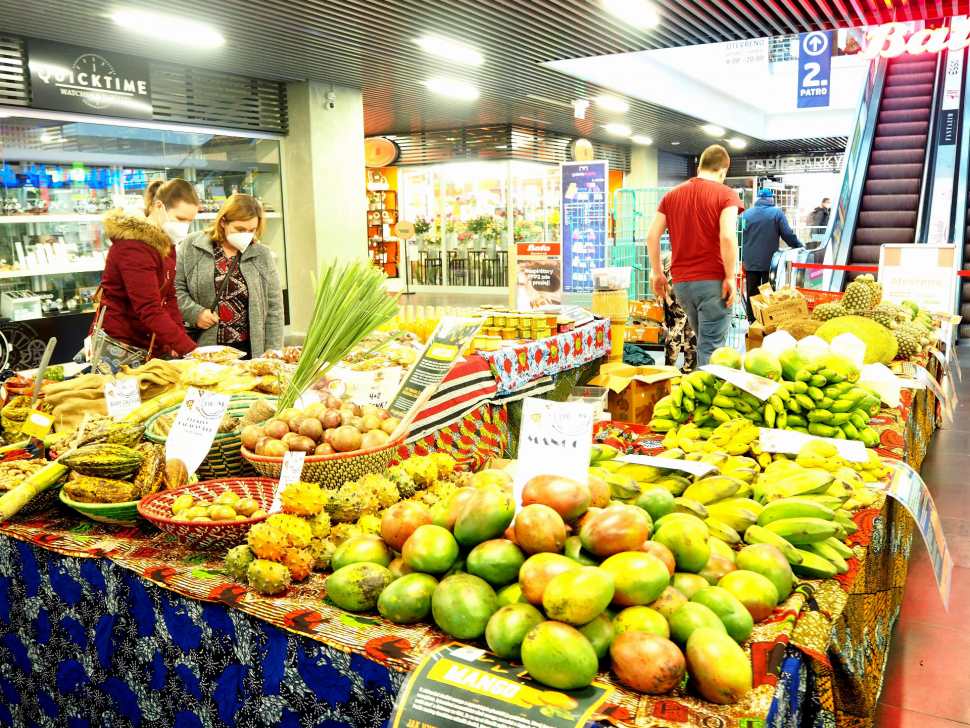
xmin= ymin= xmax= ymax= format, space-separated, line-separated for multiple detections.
xmin=796 ymin=288 xmax=844 ymax=311
xmin=240 ymin=429 xmax=408 ymax=490
xmin=137 ymin=477 xmax=275 ymax=550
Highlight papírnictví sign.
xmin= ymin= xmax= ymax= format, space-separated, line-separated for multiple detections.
xmin=27 ymin=41 xmax=153 ymax=120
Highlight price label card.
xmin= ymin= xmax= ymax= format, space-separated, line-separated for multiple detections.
xmin=391 ymin=642 xmax=614 ymax=728
xmin=868 ymin=460 xmax=954 ymax=608
xmin=326 ymin=366 xmax=403 ymax=409
xmin=701 ymin=364 xmax=781 ymax=401
xmin=20 ymin=410 xmax=54 ymax=439
xmin=615 ymin=454 xmax=718 ymax=478
xmin=269 ymin=450 xmax=306 ymax=514
xmin=104 ymin=378 xmax=141 ymax=419
xmin=164 ymin=388 xmax=231 ymax=477
xmin=514 ymin=398 xmax=593 ymax=512
xmin=917 ymin=366 xmax=953 ymax=424
xmin=759 ymin=427 xmax=868 ymax=463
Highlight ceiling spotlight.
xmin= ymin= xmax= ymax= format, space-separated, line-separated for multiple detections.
xmin=415 ymin=37 xmax=484 ymax=65
xmin=605 ymin=123 xmax=632 ymax=136
xmin=111 ymin=10 xmax=224 ymax=46
xmin=573 ymin=99 xmax=590 ymax=119
xmin=422 ymin=78 xmax=479 ymax=100
xmin=701 ymin=124 xmax=726 ymax=136
xmin=728 ymin=138 xmax=747 ymax=149
xmin=595 ymin=96 xmax=629 ymax=113
xmin=602 ymin=0 xmax=660 ymax=29
xmin=671 ymin=141 xmax=681 ymax=145
xmin=631 ymin=135 xmax=653 ymax=145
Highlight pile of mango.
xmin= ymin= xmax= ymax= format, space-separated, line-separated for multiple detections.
xmin=647 ymin=349 xmax=882 ymax=447
xmin=593 ymin=418 xmax=885 ymax=580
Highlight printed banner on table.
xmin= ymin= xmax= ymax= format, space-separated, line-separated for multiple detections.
xmin=870 ymin=460 xmax=954 ymax=608
xmin=392 ymin=642 xmax=614 ymax=728
xmin=387 ymin=317 xmax=485 ymax=419
xmin=164 ymin=388 xmax=231 ymax=476
xmin=797 ymin=31 xmax=833 ymax=108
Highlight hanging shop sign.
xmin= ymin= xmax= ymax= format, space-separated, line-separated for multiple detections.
xmin=27 ymin=41 xmax=153 ymax=120
xmin=926 ymin=47 xmax=965 ymax=245
xmin=797 ymin=31 xmax=833 ymax=109
xmin=515 ymin=242 xmax=563 ymax=309
xmin=561 ymin=161 xmax=608 ymax=294
xmin=860 ymin=21 xmax=970 ymax=60
xmin=733 ymin=153 xmax=844 ymax=176
xmin=364 ymin=137 xmax=401 ymax=168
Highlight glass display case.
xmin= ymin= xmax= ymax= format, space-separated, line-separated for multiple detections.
xmin=397 ymin=160 xmax=560 ymax=288
xmin=0 ymin=114 xmax=286 ymax=369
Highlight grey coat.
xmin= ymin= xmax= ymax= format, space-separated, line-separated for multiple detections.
xmin=175 ymin=231 xmax=284 ymax=357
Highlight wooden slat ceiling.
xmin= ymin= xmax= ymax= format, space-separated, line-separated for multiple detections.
xmin=0 ymin=1 xmax=965 ymax=154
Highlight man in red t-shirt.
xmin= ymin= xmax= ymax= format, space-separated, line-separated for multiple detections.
xmin=646 ymin=145 xmax=744 ymax=366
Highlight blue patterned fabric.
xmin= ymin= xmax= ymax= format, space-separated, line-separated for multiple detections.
xmin=0 ymin=536 xmax=403 ymax=727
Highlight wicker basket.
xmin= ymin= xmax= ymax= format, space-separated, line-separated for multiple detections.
xmin=19 ymin=484 xmax=65 ymax=516
xmin=241 ymin=429 xmax=408 ymax=489
xmin=138 ymin=478 xmax=274 ymax=550
xmin=145 ymin=394 xmax=275 ymax=480
xmin=60 ymin=490 xmax=142 ymax=526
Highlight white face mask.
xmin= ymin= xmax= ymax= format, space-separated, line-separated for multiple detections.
xmin=225 ymin=232 xmax=254 ymax=252
xmin=158 ymin=205 xmax=189 ymax=244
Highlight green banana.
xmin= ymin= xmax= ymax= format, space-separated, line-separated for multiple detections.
xmin=823 ymin=536 xmax=855 ymax=560
xmin=802 ymin=542 xmax=849 ymax=574
xmin=832 ymin=510 xmax=859 ymax=535
xmin=791 ymin=549 xmax=838 ymax=579
xmin=743 ymin=525 xmax=804 ymax=565
xmin=763 ymin=517 xmax=841 ymax=545
xmin=757 ymin=498 xmax=835 ymax=527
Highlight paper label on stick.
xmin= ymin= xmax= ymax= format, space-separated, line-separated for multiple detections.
xmin=700 ymin=364 xmax=781 ymax=401
xmin=326 ymin=366 xmax=402 ymax=409
xmin=20 ymin=410 xmax=54 ymax=439
xmin=104 ymin=379 xmax=141 ymax=419
xmin=514 ymin=399 xmax=593 ymax=513
xmin=615 ymin=454 xmax=718 ymax=478
xmin=269 ymin=451 xmax=305 ymax=514
xmin=164 ymin=388 xmax=231 ymax=477
xmin=759 ymin=427 xmax=868 ymax=463
xmin=868 ymin=460 xmax=954 ymax=608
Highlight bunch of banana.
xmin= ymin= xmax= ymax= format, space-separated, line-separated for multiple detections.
xmin=648 ymin=370 xmax=720 ymax=432
xmin=776 ymin=363 xmax=880 ymax=446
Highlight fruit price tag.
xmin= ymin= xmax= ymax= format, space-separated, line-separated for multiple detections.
xmin=758 ymin=427 xmax=868 ymax=463
xmin=20 ymin=410 xmax=54 ymax=439
xmin=326 ymin=366 xmax=403 ymax=409
xmin=104 ymin=378 xmax=141 ymax=419
xmin=869 ymin=460 xmax=954 ymax=608
xmin=700 ymin=364 xmax=781 ymax=400
xmin=615 ymin=454 xmax=718 ymax=478
xmin=269 ymin=450 xmax=305 ymax=514
xmin=514 ymin=398 xmax=593 ymax=513
xmin=165 ymin=388 xmax=231 ymax=477
xmin=391 ymin=641 xmax=614 ymax=728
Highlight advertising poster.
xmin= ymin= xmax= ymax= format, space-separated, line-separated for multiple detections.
xmin=392 ymin=642 xmax=614 ymax=728
xmin=561 ymin=161 xmax=608 ymax=294
xmin=879 ymin=245 xmax=956 ymax=313
xmin=797 ymin=31 xmax=832 ymax=109
xmin=515 ymin=242 xmax=562 ymax=309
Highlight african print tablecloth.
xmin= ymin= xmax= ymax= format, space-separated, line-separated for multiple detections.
xmin=479 ymin=319 xmax=611 ymax=394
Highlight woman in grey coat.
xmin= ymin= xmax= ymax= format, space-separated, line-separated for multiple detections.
xmin=175 ymin=194 xmax=284 ymax=358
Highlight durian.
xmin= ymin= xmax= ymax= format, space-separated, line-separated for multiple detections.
xmin=266 ymin=513 xmax=312 ymax=550
xmin=812 ymin=302 xmax=847 ymax=322
xmin=356 ymin=513 xmax=383 ymax=536
xmin=224 ymin=544 xmax=257 ymax=582
xmin=324 ymin=488 xmax=364 ymax=523
xmin=358 ymin=473 xmax=400 ymax=509
xmin=308 ymin=537 xmax=337 ymax=570
xmin=384 ymin=466 xmax=417 ymax=499
xmin=305 ymin=511 xmax=331 ymax=539
xmin=280 ymin=481 xmax=327 ymax=516
xmin=330 ymin=523 xmax=362 ymax=546
xmin=247 ymin=523 xmax=287 ymax=561
xmin=401 ymin=456 xmax=438 ymax=488
xmin=429 ymin=453 xmax=456 ymax=478
xmin=280 ymin=548 xmax=314 ymax=582
xmin=247 ymin=558 xmax=292 ymax=595
xmin=842 ymin=281 xmax=872 ymax=310
xmin=339 ymin=480 xmax=380 ymax=516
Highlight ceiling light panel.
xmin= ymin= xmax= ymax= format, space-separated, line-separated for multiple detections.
xmin=111 ymin=11 xmax=224 ymax=46
xmin=631 ymin=135 xmax=653 ymax=144
xmin=422 ymin=78 xmax=479 ymax=100
xmin=595 ymin=96 xmax=629 ymax=112
xmin=602 ymin=0 xmax=660 ymax=29
xmin=415 ymin=37 xmax=484 ymax=65
xmin=701 ymin=124 xmax=726 ymax=136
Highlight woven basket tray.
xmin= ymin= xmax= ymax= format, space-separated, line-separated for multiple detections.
xmin=138 ymin=478 xmax=275 ymax=550
xmin=240 ymin=429 xmax=408 ymax=489
xmin=145 ymin=395 xmax=275 ymax=481
xmin=60 ymin=489 xmax=142 ymax=526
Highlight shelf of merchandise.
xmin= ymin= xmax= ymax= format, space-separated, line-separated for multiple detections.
xmin=0 ymin=212 xmax=282 ymax=224
xmin=368 ymin=189 xmax=399 ymax=278
xmin=0 ymin=260 xmax=105 ymax=280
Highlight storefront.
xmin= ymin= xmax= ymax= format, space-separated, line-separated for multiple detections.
xmin=0 ymin=36 xmax=288 ymax=368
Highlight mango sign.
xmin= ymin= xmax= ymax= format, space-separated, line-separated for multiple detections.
xmin=860 ymin=21 xmax=970 ymax=60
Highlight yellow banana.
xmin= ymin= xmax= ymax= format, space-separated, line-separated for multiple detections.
xmin=723 ymin=442 xmax=751 ymax=456
xmin=682 ymin=476 xmax=742 ymax=505
xmin=765 ymin=460 xmax=801 ymax=475
xmin=722 ymin=456 xmax=758 ymax=473
xmin=717 ymin=497 xmax=763 ymax=515
xmin=743 ymin=525 xmax=804 ymax=565
xmin=705 ymin=503 xmax=757 ymax=533
xmin=675 ymin=497 xmax=709 ymax=519
xmin=797 ymin=440 xmax=840 ymax=459
xmin=704 ymin=517 xmax=741 ymax=544
xmin=801 ymin=542 xmax=848 ymax=574
xmin=655 ymin=476 xmax=691 ymax=496
xmin=762 ymin=471 xmax=835 ymax=503
xmin=823 ymin=483 xmax=853 ymax=502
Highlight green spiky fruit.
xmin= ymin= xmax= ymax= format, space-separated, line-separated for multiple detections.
xmin=305 ymin=511 xmax=331 ymax=539
xmin=842 ymin=281 xmax=872 ymax=311
xmin=812 ymin=302 xmax=847 ymax=322
xmin=329 ymin=523 xmax=362 ymax=546
xmin=247 ymin=558 xmax=292 ymax=595
xmin=357 ymin=473 xmax=401 ymax=509
xmin=324 ymin=488 xmax=364 ymax=523
xmin=340 ymin=480 xmax=380 ymax=516
xmin=385 ymin=466 xmax=417 ymax=499
xmin=224 ymin=545 xmax=257 ymax=582
xmin=309 ymin=537 xmax=337 ymax=571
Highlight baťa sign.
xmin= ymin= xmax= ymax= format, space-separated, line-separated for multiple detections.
xmin=27 ymin=41 xmax=153 ymax=120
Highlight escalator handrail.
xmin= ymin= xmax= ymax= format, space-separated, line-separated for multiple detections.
xmin=952 ymin=46 xmax=970 ymax=314
xmin=915 ymin=50 xmax=947 ymax=245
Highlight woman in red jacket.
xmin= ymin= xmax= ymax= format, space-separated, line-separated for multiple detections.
xmin=93 ymin=178 xmax=200 ymax=372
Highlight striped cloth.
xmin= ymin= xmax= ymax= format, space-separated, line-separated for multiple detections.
xmin=405 ymin=355 xmax=498 ymax=443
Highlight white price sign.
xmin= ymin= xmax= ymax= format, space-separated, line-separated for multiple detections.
xmin=759 ymin=427 xmax=868 ymax=463
xmin=325 ymin=366 xmax=403 ymax=409
xmin=269 ymin=450 xmax=306 ymax=514
xmin=164 ymin=388 xmax=231 ymax=477
xmin=879 ymin=244 xmax=956 ymax=313
xmin=104 ymin=379 xmax=141 ymax=419
xmin=700 ymin=365 xmax=782 ymax=401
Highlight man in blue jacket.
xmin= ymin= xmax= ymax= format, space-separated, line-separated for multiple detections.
xmin=741 ymin=189 xmax=802 ymax=322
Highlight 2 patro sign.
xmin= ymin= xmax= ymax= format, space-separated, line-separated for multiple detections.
xmin=860 ymin=21 xmax=970 ymax=60
xmin=27 ymin=41 xmax=153 ymax=120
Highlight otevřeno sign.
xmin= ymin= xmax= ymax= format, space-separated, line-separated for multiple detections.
xmin=860 ymin=21 xmax=970 ymax=60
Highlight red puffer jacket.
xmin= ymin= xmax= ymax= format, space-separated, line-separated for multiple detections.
xmin=97 ymin=208 xmax=198 ymax=357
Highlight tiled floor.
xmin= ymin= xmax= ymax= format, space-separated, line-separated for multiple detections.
xmin=877 ymin=350 xmax=970 ymax=726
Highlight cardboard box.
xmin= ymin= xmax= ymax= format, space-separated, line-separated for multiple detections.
xmin=624 ymin=324 xmax=662 ymax=343
xmin=588 ymin=363 xmax=681 ymax=424
xmin=750 ymin=294 xmax=808 ymax=332
xmin=745 ymin=322 xmax=765 ymax=351
xmin=628 ymin=300 xmax=664 ymax=323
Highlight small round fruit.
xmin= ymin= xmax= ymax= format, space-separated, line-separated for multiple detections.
xmin=209 ymin=505 xmax=238 ymax=522
xmin=361 ymin=430 xmax=389 ymax=449
xmin=290 ymin=436 xmax=317 ymax=454
xmin=381 ymin=418 xmax=401 ymax=436
xmin=213 ymin=492 xmax=240 ymax=506
xmin=264 ymin=420 xmax=289 ymax=440
xmin=299 ymin=417 xmax=324 ymax=442
xmin=235 ymin=498 xmax=260 ymax=517
xmin=240 ymin=425 xmax=265 ymax=451
xmin=348 ymin=416 xmax=366 ymax=433
xmin=339 ymin=409 xmax=354 ymax=426
xmin=319 ymin=409 xmax=342 ymax=430
xmin=331 ymin=425 xmax=363 ymax=452
xmin=314 ymin=443 xmax=336 ymax=456
xmin=344 ymin=403 xmax=360 ymax=416
xmin=192 ymin=516 xmax=213 ymax=522
xmin=289 ymin=416 xmax=308 ymax=433
xmin=264 ymin=439 xmax=289 ymax=457
xmin=254 ymin=437 xmax=272 ymax=455
xmin=324 ymin=395 xmax=343 ymax=410
xmin=183 ymin=507 xmax=209 ymax=520
xmin=171 ymin=494 xmax=195 ymax=516
xmin=234 ymin=514 xmax=247 ymax=521
xmin=279 ymin=408 xmax=302 ymax=428
xmin=360 ymin=404 xmax=380 ymax=418
xmin=250 ymin=509 xmax=268 ymax=519
xmin=281 ymin=431 xmax=301 ymax=447
xmin=521 ymin=621 xmax=598 ymax=690
xmin=303 ymin=402 xmax=326 ymax=419
xmin=361 ymin=415 xmax=382 ymax=431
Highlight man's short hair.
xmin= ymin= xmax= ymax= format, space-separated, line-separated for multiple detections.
xmin=822 ymin=197 xmax=830 ymax=203
xmin=698 ymin=145 xmax=730 ymax=173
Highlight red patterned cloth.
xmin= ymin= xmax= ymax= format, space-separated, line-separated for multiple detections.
xmin=213 ymin=244 xmax=249 ymax=347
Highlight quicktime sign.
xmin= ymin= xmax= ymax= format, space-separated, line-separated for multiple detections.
xmin=27 ymin=41 xmax=153 ymax=120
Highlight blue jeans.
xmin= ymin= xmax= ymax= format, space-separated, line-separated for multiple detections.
xmin=672 ymin=280 xmax=731 ymax=367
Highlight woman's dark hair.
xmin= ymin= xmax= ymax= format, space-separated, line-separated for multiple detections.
xmin=143 ymin=178 xmax=200 ymax=216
